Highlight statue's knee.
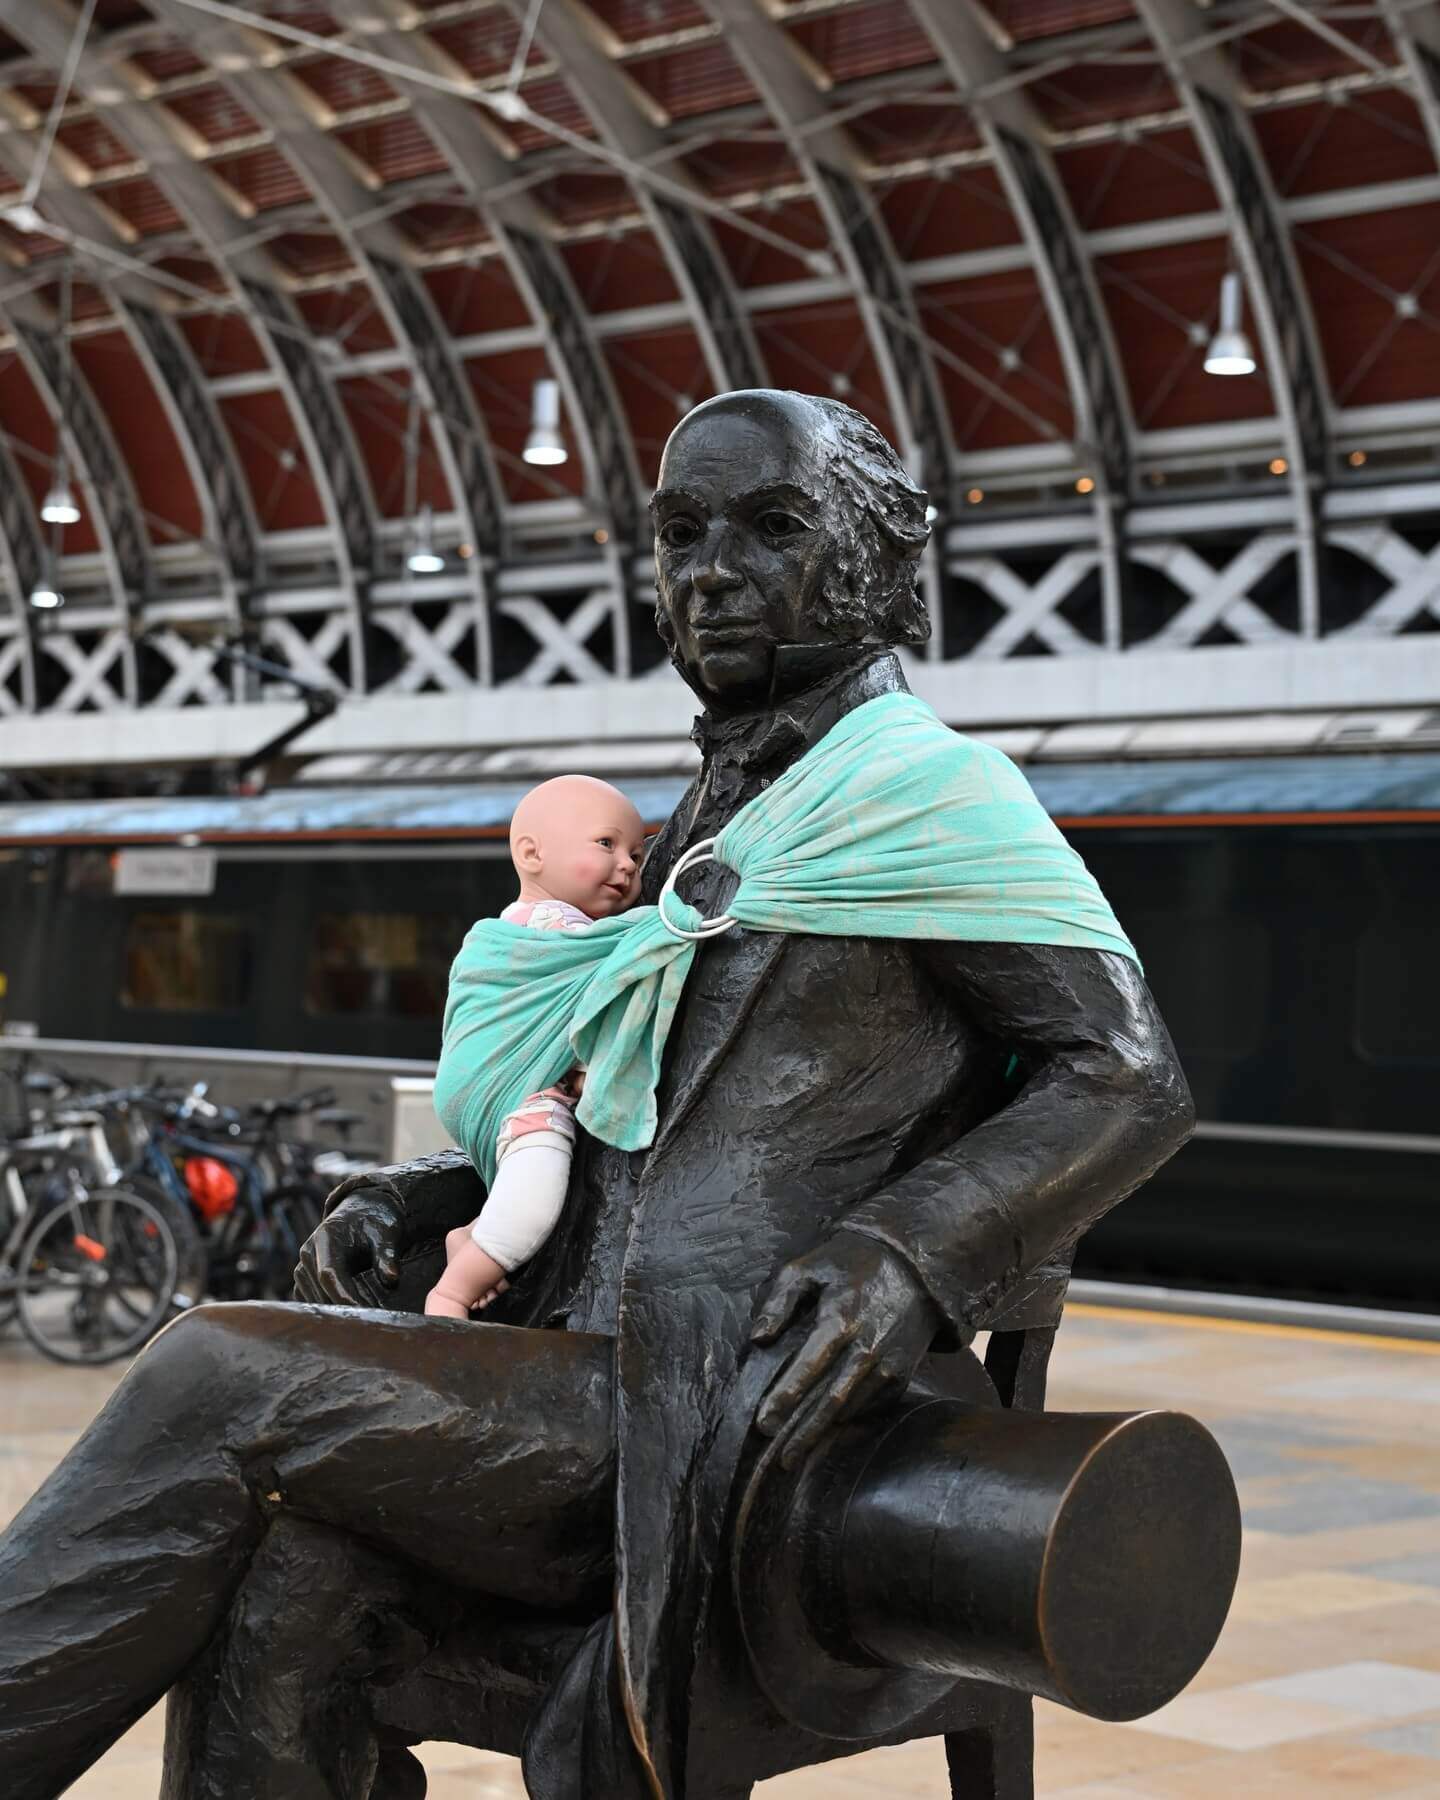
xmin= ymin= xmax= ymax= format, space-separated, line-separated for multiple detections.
xmin=136 ymin=1301 xmax=284 ymax=1407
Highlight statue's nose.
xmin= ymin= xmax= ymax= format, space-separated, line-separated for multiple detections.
xmin=690 ymin=523 xmax=745 ymax=597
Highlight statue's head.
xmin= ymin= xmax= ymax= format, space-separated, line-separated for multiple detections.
xmin=651 ymin=389 xmax=930 ymax=709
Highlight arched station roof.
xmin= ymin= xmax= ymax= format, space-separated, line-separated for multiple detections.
xmin=0 ymin=0 xmax=1437 ymax=615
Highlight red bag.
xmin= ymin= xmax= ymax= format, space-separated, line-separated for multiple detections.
xmin=184 ymin=1155 xmax=239 ymax=1221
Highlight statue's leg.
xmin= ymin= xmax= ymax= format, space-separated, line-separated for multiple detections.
xmin=944 ymin=1690 xmax=1034 ymax=1800
xmin=161 ymin=1514 xmax=448 ymax=1800
xmin=0 ymin=1303 xmax=614 ymax=1800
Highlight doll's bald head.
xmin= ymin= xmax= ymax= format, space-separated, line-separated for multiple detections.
xmin=510 ymin=775 xmax=646 ymax=918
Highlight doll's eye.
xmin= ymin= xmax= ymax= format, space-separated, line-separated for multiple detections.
xmin=597 ymin=836 xmax=614 ymax=849
xmin=659 ymin=516 xmax=700 ymax=550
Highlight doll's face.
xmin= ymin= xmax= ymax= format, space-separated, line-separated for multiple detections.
xmin=510 ymin=777 xmax=646 ymax=918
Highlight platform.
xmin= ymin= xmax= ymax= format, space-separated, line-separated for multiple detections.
xmin=3 ymin=1302 xmax=1438 ymax=1799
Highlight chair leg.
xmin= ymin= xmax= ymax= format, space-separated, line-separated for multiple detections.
xmin=984 ymin=1328 xmax=1056 ymax=1412
xmin=944 ymin=1694 xmax=1034 ymax=1800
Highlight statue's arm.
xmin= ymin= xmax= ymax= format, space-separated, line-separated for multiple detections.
xmin=836 ymin=943 xmax=1194 ymax=1340
xmin=293 ymin=1149 xmax=485 ymax=1308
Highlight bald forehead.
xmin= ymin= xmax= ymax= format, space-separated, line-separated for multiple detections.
xmin=657 ymin=389 xmax=839 ymax=492
xmin=510 ymin=775 xmax=642 ymax=843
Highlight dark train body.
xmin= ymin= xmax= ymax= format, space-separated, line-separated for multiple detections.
xmin=1 ymin=757 xmax=1435 ymax=1315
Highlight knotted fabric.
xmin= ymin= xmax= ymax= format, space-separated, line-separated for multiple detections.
xmin=435 ymin=691 xmax=1137 ymax=1184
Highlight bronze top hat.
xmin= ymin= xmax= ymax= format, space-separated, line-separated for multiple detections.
xmin=733 ymin=1384 xmax=1241 ymax=1741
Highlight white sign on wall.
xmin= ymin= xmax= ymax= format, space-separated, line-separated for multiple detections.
xmin=114 ymin=847 xmax=218 ymax=896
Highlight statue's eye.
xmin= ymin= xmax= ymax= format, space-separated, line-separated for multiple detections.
xmin=659 ymin=517 xmax=700 ymax=550
xmin=759 ymin=511 xmax=806 ymax=540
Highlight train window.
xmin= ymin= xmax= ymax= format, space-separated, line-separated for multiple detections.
xmin=305 ymin=912 xmax=466 ymax=1018
xmin=1354 ymin=922 xmax=1440 ymax=1065
xmin=121 ymin=911 xmax=254 ymax=1012
xmin=1123 ymin=914 xmax=1269 ymax=1058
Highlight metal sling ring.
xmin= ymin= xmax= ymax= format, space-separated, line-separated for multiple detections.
xmin=658 ymin=837 xmax=738 ymax=941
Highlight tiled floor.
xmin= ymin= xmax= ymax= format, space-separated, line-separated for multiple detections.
xmin=3 ymin=1302 xmax=1438 ymax=1798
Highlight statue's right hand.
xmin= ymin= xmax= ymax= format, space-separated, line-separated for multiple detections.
xmin=293 ymin=1188 xmax=404 ymax=1307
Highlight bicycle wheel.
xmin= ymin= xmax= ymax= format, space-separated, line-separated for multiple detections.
xmin=16 ymin=1186 xmax=180 ymax=1365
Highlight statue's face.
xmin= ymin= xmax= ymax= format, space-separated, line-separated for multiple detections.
xmin=652 ymin=392 xmax=847 ymax=708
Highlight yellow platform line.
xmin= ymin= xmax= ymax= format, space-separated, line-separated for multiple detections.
xmin=1065 ymin=1301 xmax=1440 ymax=1355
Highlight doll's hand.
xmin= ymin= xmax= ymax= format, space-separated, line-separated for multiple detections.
xmin=750 ymin=1231 xmax=941 ymax=1468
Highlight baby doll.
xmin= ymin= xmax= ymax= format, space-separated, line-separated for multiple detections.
xmin=425 ymin=774 xmax=646 ymax=1318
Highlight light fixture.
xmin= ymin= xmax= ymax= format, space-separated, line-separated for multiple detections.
xmin=405 ymin=504 xmax=444 ymax=574
xmin=1204 ymin=271 xmax=1257 ymax=376
xmin=41 ymin=469 xmax=80 ymax=525
xmin=1269 ymin=457 xmax=1288 ymax=476
xmin=28 ymin=581 xmax=62 ymax=609
xmin=1348 ymin=450 xmax=1367 ymax=468
xmin=523 ymin=378 xmax=568 ymax=466
xmin=966 ymin=487 xmax=984 ymax=504
xmin=1075 ymin=475 xmax=1096 ymax=495
xmin=593 ymin=527 xmax=610 ymax=545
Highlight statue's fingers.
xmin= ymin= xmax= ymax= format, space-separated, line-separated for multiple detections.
xmin=363 ymin=1221 xmax=400 ymax=1288
xmin=750 ymin=1264 xmax=819 ymax=1343
xmin=777 ymin=1352 xmax=885 ymax=1471
xmin=291 ymin=1260 xmax=322 ymax=1305
xmin=755 ymin=1310 xmax=854 ymax=1436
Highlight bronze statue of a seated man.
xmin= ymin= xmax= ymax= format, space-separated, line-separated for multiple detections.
xmin=0 ymin=392 xmax=1202 ymax=1800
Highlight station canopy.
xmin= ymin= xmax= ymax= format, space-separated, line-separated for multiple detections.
xmin=0 ymin=0 xmax=1438 ymax=590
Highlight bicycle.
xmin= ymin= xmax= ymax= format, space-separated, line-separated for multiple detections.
xmin=0 ymin=1081 xmax=187 ymax=1365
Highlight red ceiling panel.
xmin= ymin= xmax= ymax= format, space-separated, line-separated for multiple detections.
xmin=916 ymin=271 xmax=1073 ymax=451
xmin=467 ymin=347 xmax=585 ymax=504
xmin=1233 ymin=18 xmax=1399 ymax=93
xmin=217 ymin=390 xmax=327 ymax=531
xmin=710 ymin=198 xmax=831 ymax=288
xmin=501 ymin=78 xmax=599 ymax=154
xmin=751 ymin=301 xmax=897 ymax=449
xmin=131 ymin=41 xmax=206 ymax=83
xmin=427 ymin=14 xmax=546 ymax=80
xmin=1252 ymin=91 xmax=1434 ymax=200
xmin=396 ymin=203 xmax=492 ymax=257
xmin=153 ymin=254 xmax=229 ymax=297
xmin=54 ymin=115 xmax=134 ymax=174
xmin=562 ymin=231 xmax=681 ymax=312
xmin=209 ymin=143 xmax=311 ymax=212
xmin=983 ymin=0 xmax=1137 ymax=42
xmin=1094 ymin=238 xmax=1276 ymax=431
xmin=1054 ymin=128 xmax=1215 ymax=232
xmin=1031 ymin=62 xmax=1179 ymax=131
xmin=880 ymin=168 xmax=1022 ymax=261
xmin=424 ymin=261 xmax=531 ymax=336
xmin=849 ymin=96 xmax=983 ymax=167
xmin=337 ymin=374 xmax=449 ymax=518
xmin=178 ymin=311 xmax=269 ymax=378
xmin=289 ymin=56 xmax=397 ymax=116
xmin=787 ymin=2 xmax=937 ymax=85
xmin=532 ymin=171 xmax=635 ymax=227
xmin=75 ymin=330 xmax=205 ymax=543
xmin=1295 ymin=206 xmax=1440 ymax=409
xmin=0 ymin=351 xmax=100 ymax=555
xmin=605 ymin=326 xmax=713 ymax=484
xmin=295 ymin=285 xmax=397 ymax=355
xmin=586 ymin=1 xmax=711 ymax=39
xmin=625 ymin=42 xmax=759 ymax=120
xmin=100 ymin=176 xmax=186 ymax=239
xmin=163 ymin=84 xmax=261 ymax=146
xmin=681 ymin=139 xmax=799 ymax=201
xmin=266 ymin=232 xmax=355 ymax=281
xmin=336 ymin=114 xmax=452 ymax=186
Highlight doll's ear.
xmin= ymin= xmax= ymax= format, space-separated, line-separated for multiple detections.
xmin=512 ymin=831 xmax=544 ymax=876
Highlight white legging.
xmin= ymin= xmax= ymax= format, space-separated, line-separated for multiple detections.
xmin=469 ymin=1128 xmax=574 ymax=1271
